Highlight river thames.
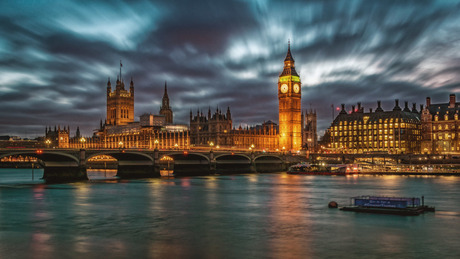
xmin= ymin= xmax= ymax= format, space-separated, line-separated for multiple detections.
xmin=1 ymin=169 xmax=459 ymax=258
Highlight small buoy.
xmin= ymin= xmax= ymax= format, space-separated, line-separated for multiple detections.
xmin=328 ymin=201 xmax=338 ymax=208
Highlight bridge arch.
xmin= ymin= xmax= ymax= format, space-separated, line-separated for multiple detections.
xmin=215 ymin=153 xmax=251 ymax=161
xmin=254 ymin=154 xmax=283 ymax=162
xmin=254 ymin=154 xmax=284 ymax=173
xmin=86 ymin=151 xmax=154 ymax=162
xmin=215 ymin=153 xmax=252 ymax=174
xmin=164 ymin=152 xmax=210 ymax=162
xmin=0 ymin=151 xmax=80 ymax=164
xmin=163 ymin=152 xmax=211 ymax=176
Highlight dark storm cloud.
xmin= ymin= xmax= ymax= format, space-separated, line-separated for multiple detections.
xmin=1 ymin=0 xmax=460 ymax=138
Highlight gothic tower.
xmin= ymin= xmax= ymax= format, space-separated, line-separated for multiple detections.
xmin=278 ymin=42 xmax=302 ymax=151
xmin=159 ymin=81 xmax=173 ymax=124
xmin=106 ymin=62 xmax=135 ymax=126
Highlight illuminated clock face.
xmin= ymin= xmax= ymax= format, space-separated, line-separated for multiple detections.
xmin=293 ymin=84 xmax=300 ymax=93
xmin=281 ymin=84 xmax=288 ymax=93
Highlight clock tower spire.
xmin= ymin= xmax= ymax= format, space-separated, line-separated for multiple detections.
xmin=278 ymin=41 xmax=302 ymax=151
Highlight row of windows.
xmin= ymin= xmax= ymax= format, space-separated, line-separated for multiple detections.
xmin=339 ymin=118 xmax=406 ymax=125
xmin=331 ymin=142 xmax=405 ymax=148
xmin=332 ymin=129 xmax=421 ymax=136
xmin=432 ymin=124 xmax=460 ymax=130
xmin=334 ymin=123 xmax=421 ymax=131
xmin=434 ymin=114 xmax=459 ymax=121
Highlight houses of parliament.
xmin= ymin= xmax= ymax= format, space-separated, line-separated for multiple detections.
xmin=47 ymin=44 xmax=317 ymax=152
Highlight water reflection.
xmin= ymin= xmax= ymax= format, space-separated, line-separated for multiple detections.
xmin=1 ymin=173 xmax=460 ymax=258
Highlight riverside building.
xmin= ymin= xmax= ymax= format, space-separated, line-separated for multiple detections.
xmin=421 ymin=94 xmax=460 ymax=154
xmin=322 ymin=100 xmax=422 ymax=154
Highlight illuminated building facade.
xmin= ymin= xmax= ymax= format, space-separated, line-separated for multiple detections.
xmin=190 ymin=107 xmax=233 ymax=146
xmin=323 ymin=100 xmax=421 ymax=154
xmin=302 ymin=110 xmax=317 ymax=151
xmin=421 ymin=94 xmax=460 ymax=154
xmin=189 ymin=107 xmax=279 ymax=150
xmin=45 ymin=126 xmax=70 ymax=148
xmin=66 ymin=65 xmax=189 ymax=150
xmin=106 ymin=63 xmax=134 ymax=126
xmin=189 ymin=43 xmax=310 ymax=152
xmin=278 ymin=42 xmax=302 ymax=151
xmin=159 ymin=82 xmax=173 ymax=124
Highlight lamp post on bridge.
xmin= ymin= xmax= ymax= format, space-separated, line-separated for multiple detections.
xmin=210 ymin=142 xmax=214 ymax=151
xmin=154 ymin=139 xmax=159 ymax=150
xmin=45 ymin=139 xmax=51 ymax=149
xmin=80 ymin=137 xmax=86 ymax=149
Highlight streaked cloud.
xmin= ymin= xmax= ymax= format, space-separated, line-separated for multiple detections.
xmin=1 ymin=0 xmax=460 ymax=138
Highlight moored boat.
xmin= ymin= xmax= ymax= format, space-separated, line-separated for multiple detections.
xmin=287 ymin=163 xmax=350 ymax=175
xmin=340 ymin=195 xmax=435 ymax=216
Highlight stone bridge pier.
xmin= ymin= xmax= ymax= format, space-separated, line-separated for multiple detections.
xmin=37 ymin=149 xmax=88 ymax=183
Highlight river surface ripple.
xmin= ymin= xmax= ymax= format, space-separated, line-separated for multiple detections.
xmin=1 ymin=169 xmax=460 ymax=258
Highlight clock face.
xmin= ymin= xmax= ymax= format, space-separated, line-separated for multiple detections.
xmin=281 ymin=84 xmax=288 ymax=93
xmin=293 ymin=84 xmax=300 ymax=93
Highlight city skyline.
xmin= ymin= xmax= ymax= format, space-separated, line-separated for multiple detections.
xmin=1 ymin=0 xmax=460 ymax=137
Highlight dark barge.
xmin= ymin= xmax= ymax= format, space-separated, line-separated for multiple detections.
xmin=340 ymin=196 xmax=435 ymax=216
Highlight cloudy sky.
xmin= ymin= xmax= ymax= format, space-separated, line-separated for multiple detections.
xmin=1 ymin=0 xmax=460 ymax=138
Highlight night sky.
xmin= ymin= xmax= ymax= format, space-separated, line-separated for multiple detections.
xmin=1 ymin=0 xmax=460 ymax=138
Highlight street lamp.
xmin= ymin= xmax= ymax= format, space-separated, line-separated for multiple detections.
xmin=210 ymin=142 xmax=214 ymax=151
xmin=174 ymin=143 xmax=178 ymax=150
xmin=154 ymin=139 xmax=159 ymax=150
xmin=251 ymin=144 xmax=255 ymax=151
xmin=80 ymin=137 xmax=86 ymax=148
xmin=119 ymin=141 xmax=123 ymax=149
xmin=45 ymin=139 xmax=51 ymax=148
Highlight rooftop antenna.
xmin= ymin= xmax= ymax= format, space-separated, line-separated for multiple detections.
xmin=119 ymin=60 xmax=123 ymax=82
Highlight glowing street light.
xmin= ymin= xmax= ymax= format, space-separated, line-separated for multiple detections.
xmin=174 ymin=143 xmax=178 ymax=150
xmin=80 ymin=137 xmax=86 ymax=148
xmin=154 ymin=139 xmax=159 ymax=149
xmin=45 ymin=139 xmax=51 ymax=148
xmin=210 ymin=142 xmax=214 ymax=151
xmin=118 ymin=141 xmax=123 ymax=149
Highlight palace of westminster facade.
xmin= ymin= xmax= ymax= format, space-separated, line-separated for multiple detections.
xmin=43 ymin=45 xmax=460 ymax=155
xmin=45 ymin=45 xmax=316 ymax=152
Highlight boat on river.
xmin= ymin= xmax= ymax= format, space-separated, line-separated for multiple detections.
xmin=340 ymin=195 xmax=435 ymax=216
xmin=287 ymin=163 xmax=350 ymax=175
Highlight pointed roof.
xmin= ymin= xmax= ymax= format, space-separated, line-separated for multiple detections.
xmin=280 ymin=40 xmax=299 ymax=77
xmin=284 ymin=40 xmax=295 ymax=63
xmin=163 ymin=81 xmax=168 ymax=98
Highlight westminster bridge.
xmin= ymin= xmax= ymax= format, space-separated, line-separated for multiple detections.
xmin=0 ymin=148 xmax=302 ymax=182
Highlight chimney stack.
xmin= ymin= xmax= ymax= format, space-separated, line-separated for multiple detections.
xmin=449 ymin=94 xmax=456 ymax=108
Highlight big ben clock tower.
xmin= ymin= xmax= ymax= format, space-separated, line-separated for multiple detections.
xmin=278 ymin=42 xmax=302 ymax=151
